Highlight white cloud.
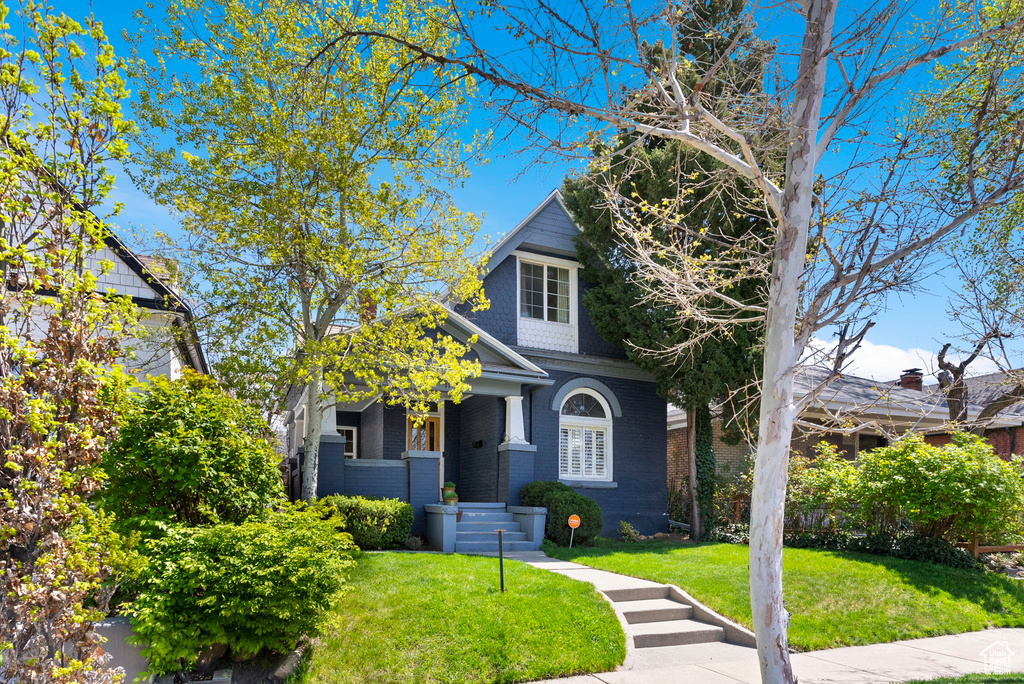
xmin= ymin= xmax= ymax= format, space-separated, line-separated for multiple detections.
xmin=806 ymin=337 xmax=1004 ymax=382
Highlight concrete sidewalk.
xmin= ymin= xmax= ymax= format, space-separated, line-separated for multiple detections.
xmin=535 ymin=630 xmax=1024 ymax=683
xmin=505 ymin=551 xmax=1024 ymax=684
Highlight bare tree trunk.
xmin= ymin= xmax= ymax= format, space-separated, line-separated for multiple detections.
xmin=300 ymin=366 xmax=325 ymax=501
xmin=748 ymin=2 xmax=835 ymax=682
xmin=687 ymin=406 xmax=701 ymax=540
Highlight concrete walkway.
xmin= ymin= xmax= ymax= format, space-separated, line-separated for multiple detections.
xmin=505 ymin=551 xmax=1024 ymax=684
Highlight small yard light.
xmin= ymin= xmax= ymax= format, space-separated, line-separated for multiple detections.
xmin=496 ymin=528 xmax=506 ymax=593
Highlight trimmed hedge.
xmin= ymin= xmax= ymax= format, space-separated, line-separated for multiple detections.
xmin=521 ymin=480 xmax=574 ymax=508
xmin=320 ymin=495 xmax=413 ymax=550
xmin=130 ymin=506 xmax=357 ymax=675
xmin=707 ymin=524 xmax=980 ymax=570
xmin=546 ymin=492 xmax=602 ymax=546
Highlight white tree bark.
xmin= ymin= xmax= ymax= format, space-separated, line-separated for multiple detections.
xmin=748 ymin=2 xmax=836 ymax=682
xmin=300 ymin=366 xmax=325 ymax=501
xmin=687 ymin=406 xmax=701 ymax=540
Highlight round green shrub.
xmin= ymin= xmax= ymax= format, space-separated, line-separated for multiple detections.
xmin=99 ymin=370 xmax=284 ymax=530
xmin=319 ymin=494 xmax=413 ymax=550
xmin=545 ymin=491 xmax=602 ymax=546
xmin=521 ymin=480 xmax=574 ymax=508
xmin=129 ymin=506 xmax=357 ymax=675
xmin=854 ymin=433 xmax=1024 ymax=540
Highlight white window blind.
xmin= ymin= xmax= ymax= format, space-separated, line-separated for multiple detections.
xmin=559 ymin=425 xmax=607 ymax=479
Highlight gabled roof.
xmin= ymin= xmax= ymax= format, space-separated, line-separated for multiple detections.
xmin=102 ymin=230 xmax=209 ymax=374
xmin=924 ymin=370 xmax=1024 ymax=419
xmin=666 ymin=365 xmax=1022 ymax=432
xmin=485 ymin=189 xmax=581 ymax=273
xmin=440 ymin=306 xmax=548 ymax=380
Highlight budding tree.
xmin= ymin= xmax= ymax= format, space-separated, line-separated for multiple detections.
xmin=129 ymin=0 xmax=486 ymax=500
xmin=340 ymin=1 xmax=1024 ymax=680
xmin=0 ymin=2 xmax=137 ymax=682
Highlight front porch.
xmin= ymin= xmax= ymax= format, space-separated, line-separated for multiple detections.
xmin=424 ymin=502 xmax=547 ymax=554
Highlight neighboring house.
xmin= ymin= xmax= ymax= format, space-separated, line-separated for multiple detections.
xmin=284 ymin=190 xmax=668 ymax=549
xmin=86 ymin=231 xmax=208 ymax=379
xmin=666 ymin=367 xmax=1024 ymax=489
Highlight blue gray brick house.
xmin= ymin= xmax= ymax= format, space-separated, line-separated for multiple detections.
xmin=285 ymin=190 xmax=667 ymax=551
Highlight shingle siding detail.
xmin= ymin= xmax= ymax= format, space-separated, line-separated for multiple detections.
xmin=455 ymin=256 xmax=517 ymax=346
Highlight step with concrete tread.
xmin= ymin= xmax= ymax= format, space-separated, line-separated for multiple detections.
xmin=456 ymin=521 xmax=523 ymax=532
xmin=618 ymin=598 xmax=694 ymax=624
xmin=455 ymin=540 xmax=536 ymax=553
xmin=602 ymin=585 xmax=670 ymax=602
xmin=456 ymin=530 xmax=528 ymax=542
xmin=455 ymin=512 xmax=517 ymax=523
xmin=630 ymin=619 xmax=725 ymax=648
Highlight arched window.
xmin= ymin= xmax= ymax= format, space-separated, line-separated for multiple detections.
xmin=559 ymin=388 xmax=612 ymax=481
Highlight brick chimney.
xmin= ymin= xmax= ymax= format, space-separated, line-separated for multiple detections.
xmin=898 ymin=368 xmax=923 ymax=391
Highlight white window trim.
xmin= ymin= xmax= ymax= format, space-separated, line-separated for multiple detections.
xmin=514 ymin=251 xmax=579 ymax=351
xmin=337 ymin=425 xmax=358 ymax=459
xmin=558 ymin=388 xmax=613 ymax=482
xmin=406 ymin=403 xmax=445 ymax=453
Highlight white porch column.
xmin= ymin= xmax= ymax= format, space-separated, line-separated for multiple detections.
xmin=503 ymin=395 xmax=529 ymax=445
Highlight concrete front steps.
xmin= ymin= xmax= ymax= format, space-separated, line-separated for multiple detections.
xmin=454 ymin=503 xmax=536 ymax=554
xmin=608 ymin=585 xmax=725 ymax=649
xmin=517 ymin=554 xmax=758 ymax=672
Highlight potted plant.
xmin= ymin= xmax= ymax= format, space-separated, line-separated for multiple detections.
xmin=442 ymin=481 xmax=456 ymax=496
xmin=443 ymin=489 xmax=459 ymax=506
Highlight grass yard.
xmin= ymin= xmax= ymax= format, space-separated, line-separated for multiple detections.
xmin=905 ymin=675 xmax=1024 ymax=683
xmin=547 ymin=540 xmax=1024 ymax=652
xmin=295 ymin=552 xmax=625 ymax=684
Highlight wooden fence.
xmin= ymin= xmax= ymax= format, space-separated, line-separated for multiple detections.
xmin=956 ymin=534 xmax=1024 ymax=558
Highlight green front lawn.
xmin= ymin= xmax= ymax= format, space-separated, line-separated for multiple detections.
xmin=296 ymin=552 xmax=625 ymax=684
xmin=547 ymin=540 xmax=1024 ymax=652
xmin=906 ymin=675 xmax=1024 ymax=683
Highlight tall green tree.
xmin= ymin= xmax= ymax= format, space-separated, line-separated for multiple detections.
xmin=129 ymin=0 xmax=486 ymax=499
xmin=0 ymin=2 xmax=138 ymax=681
xmin=562 ymin=0 xmax=770 ymax=538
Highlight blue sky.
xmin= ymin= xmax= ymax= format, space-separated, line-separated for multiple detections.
xmin=50 ymin=0 xmax=1010 ymax=381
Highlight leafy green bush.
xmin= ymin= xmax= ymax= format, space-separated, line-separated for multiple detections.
xmin=545 ymin=492 xmax=602 ymax=546
xmin=130 ymin=506 xmax=357 ymax=675
xmin=854 ymin=433 xmax=1024 ymax=540
xmin=619 ymin=520 xmax=640 ymax=543
xmin=892 ymin=535 xmax=980 ymax=571
xmin=99 ymin=371 xmax=284 ymax=530
xmin=707 ymin=523 xmax=750 ymax=544
xmin=785 ymin=444 xmax=857 ymax=534
xmin=521 ymin=480 xmax=574 ymax=508
xmin=319 ymin=495 xmax=413 ymax=550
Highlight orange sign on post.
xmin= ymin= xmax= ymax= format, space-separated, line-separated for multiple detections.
xmin=568 ymin=514 xmax=581 ymax=547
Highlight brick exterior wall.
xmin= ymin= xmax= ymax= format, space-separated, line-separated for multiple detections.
xmin=531 ymin=370 xmax=667 ymax=535
xmin=927 ymin=426 xmax=1024 ymax=459
xmin=666 ymin=420 xmax=754 ymax=487
xmin=458 ymin=395 xmax=502 ymax=502
xmin=362 ymin=402 xmax=383 ymax=460
xmin=443 ymin=400 xmax=461 ymax=485
xmin=667 ymin=426 xmax=688 ymax=489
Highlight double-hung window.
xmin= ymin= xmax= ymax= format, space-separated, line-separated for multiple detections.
xmin=337 ymin=426 xmax=358 ymax=459
xmin=520 ymin=261 xmax=570 ymax=324
xmin=558 ymin=390 xmax=612 ymax=481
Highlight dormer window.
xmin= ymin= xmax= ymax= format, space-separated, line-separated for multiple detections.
xmin=520 ymin=262 xmax=570 ymax=323
xmin=515 ymin=252 xmax=578 ymax=353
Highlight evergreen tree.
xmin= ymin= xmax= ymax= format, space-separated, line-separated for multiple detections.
xmin=562 ymin=0 xmax=772 ymax=538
